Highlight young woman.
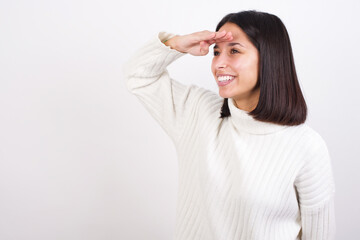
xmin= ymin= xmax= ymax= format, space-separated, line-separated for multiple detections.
xmin=124 ymin=10 xmax=336 ymax=240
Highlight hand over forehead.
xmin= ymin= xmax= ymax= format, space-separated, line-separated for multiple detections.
xmin=207 ymin=30 xmax=233 ymax=45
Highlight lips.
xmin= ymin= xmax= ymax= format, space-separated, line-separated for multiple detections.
xmin=217 ymin=78 xmax=234 ymax=86
xmin=217 ymin=74 xmax=236 ymax=86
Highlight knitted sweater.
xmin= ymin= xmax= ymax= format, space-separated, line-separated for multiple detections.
xmin=123 ymin=32 xmax=336 ymax=240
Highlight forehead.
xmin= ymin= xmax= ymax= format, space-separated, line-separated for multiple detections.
xmin=218 ymin=22 xmax=250 ymax=47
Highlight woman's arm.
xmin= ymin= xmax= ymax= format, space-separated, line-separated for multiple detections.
xmin=294 ymin=133 xmax=336 ymax=239
xmin=123 ymin=31 xmax=232 ymax=144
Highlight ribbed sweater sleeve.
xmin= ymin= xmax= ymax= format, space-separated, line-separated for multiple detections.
xmin=294 ymin=134 xmax=336 ymax=240
xmin=123 ymin=32 xmax=204 ymax=144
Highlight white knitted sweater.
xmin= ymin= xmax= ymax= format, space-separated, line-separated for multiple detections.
xmin=123 ymin=32 xmax=336 ymax=240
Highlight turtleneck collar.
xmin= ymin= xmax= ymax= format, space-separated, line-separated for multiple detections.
xmin=228 ymin=98 xmax=288 ymax=135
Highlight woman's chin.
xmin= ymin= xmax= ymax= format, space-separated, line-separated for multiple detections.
xmin=218 ymin=90 xmax=234 ymax=99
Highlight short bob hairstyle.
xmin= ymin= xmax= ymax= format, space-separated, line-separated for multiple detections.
xmin=217 ymin=10 xmax=307 ymax=126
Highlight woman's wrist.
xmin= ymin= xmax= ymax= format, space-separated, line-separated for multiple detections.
xmin=163 ymin=36 xmax=175 ymax=47
xmin=163 ymin=36 xmax=185 ymax=53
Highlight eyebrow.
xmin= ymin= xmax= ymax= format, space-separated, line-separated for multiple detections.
xmin=213 ymin=42 xmax=245 ymax=49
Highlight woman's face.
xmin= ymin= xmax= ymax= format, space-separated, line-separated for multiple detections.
xmin=211 ymin=22 xmax=260 ymax=110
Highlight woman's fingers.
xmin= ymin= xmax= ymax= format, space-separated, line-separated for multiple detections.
xmin=196 ymin=30 xmax=229 ymax=42
xmin=214 ymin=30 xmax=227 ymax=39
xmin=203 ymin=31 xmax=216 ymax=40
xmin=193 ymin=31 xmax=215 ymax=42
xmin=178 ymin=30 xmax=234 ymax=56
xmin=200 ymin=32 xmax=233 ymax=55
xmin=206 ymin=31 xmax=233 ymax=45
xmin=217 ymin=31 xmax=233 ymax=41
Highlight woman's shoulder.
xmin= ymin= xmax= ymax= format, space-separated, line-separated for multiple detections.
xmin=301 ymin=124 xmax=328 ymax=146
xmin=285 ymin=123 xmax=326 ymax=142
xmin=289 ymin=123 xmax=330 ymax=161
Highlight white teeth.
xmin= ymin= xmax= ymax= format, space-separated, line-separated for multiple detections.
xmin=218 ymin=75 xmax=234 ymax=82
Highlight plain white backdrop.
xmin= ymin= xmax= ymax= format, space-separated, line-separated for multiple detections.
xmin=0 ymin=0 xmax=359 ymax=239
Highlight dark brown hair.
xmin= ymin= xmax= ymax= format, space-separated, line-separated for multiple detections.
xmin=217 ymin=10 xmax=307 ymax=126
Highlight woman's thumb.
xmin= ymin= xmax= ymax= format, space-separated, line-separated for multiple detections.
xmin=200 ymin=41 xmax=210 ymax=54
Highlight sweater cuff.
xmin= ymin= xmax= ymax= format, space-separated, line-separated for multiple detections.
xmin=300 ymin=195 xmax=336 ymax=239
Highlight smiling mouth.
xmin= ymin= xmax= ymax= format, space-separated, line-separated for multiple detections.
xmin=217 ymin=76 xmax=235 ymax=86
xmin=217 ymin=75 xmax=235 ymax=82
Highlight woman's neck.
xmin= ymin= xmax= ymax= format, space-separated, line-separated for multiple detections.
xmin=232 ymin=88 xmax=260 ymax=112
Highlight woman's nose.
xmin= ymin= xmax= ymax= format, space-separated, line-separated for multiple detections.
xmin=215 ymin=55 xmax=228 ymax=69
xmin=217 ymin=63 xmax=227 ymax=69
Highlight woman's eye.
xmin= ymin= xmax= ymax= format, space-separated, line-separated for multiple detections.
xmin=213 ymin=49 xmax=239 ymax=56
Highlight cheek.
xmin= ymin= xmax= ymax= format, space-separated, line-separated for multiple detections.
xmin=233 ymin=59 xmax=258 ymax=77
xmin=231 ymin=58 xmax=249 ymax=70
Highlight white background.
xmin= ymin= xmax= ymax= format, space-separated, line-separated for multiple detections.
xmin=0 ymin=0 xmax=359 ymax=239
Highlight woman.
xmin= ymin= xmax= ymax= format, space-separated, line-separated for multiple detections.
xmin=124 ymin=10 xmax=336 ymax=240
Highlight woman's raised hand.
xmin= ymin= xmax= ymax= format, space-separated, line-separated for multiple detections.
xmin=164 ymin=30 xmax=233 ymax=56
